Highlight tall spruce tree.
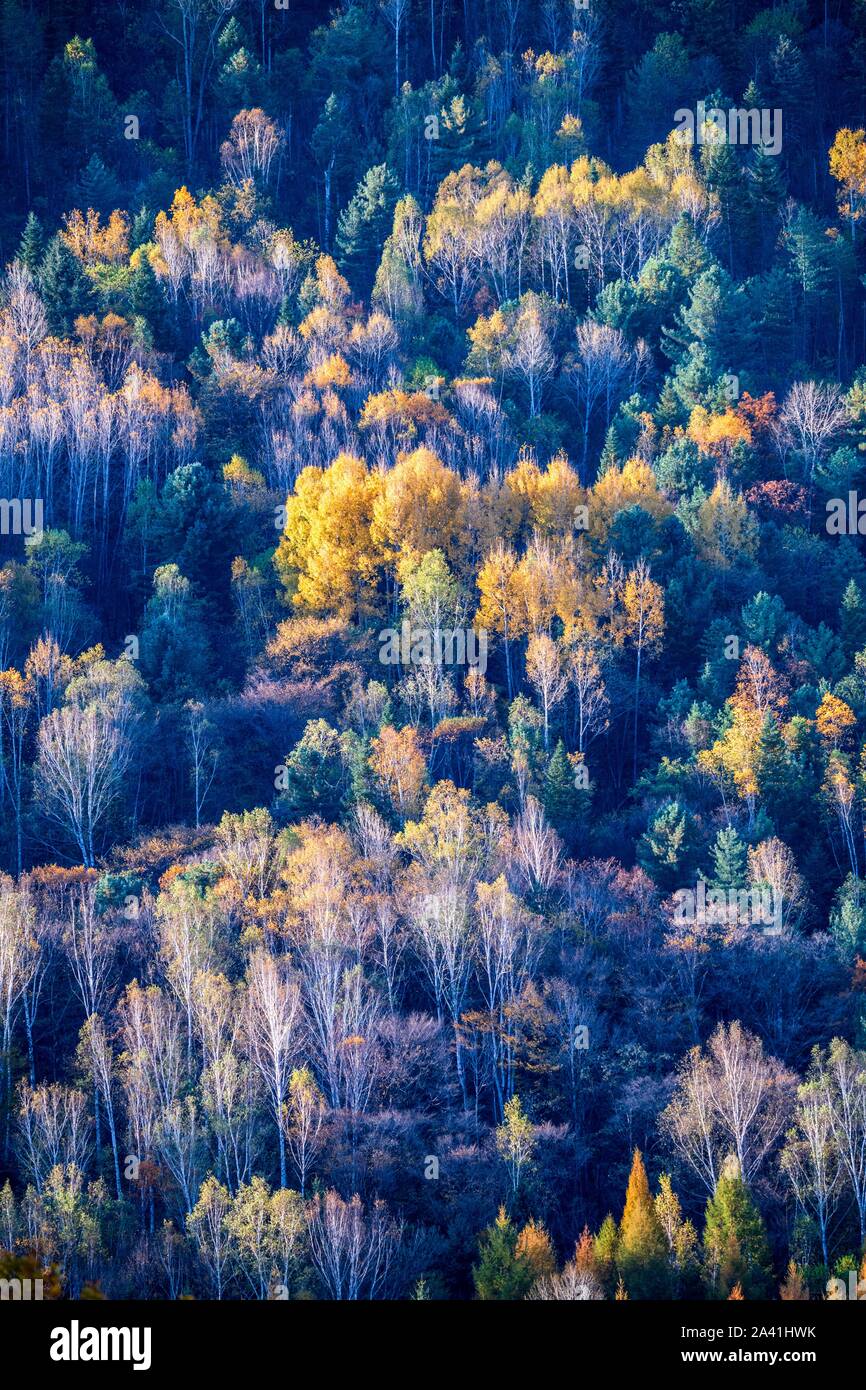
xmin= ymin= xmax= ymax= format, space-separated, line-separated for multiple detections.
xmin=38 ymin=233 xmax=94 ymax=336
xmin=703 ymin=1155 xmax=772 ymax=1299
xmin=543 ymin=738 xmax=588 ymax=848
xmin=336 ymin=163 xmax=399 ymax=298
xmin=710 ymin=827 xmax=748 ymax=893
xmin=840 ymin=580 xmax=866 ymax=659
xmin=17 ymin=212 xmax=45 ymax=274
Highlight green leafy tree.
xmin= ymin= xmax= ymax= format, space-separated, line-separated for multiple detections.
xmin=495 ymin=1094 xmax=536 ymax=1200
xmin=188 ymin=1174 xmax=233 ymax=1299
xmin=593 ymin=1213 xmax=619 ymax=1297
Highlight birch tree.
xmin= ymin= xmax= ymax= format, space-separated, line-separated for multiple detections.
xmin=244 ymin=950 xmax=301 ymax=1189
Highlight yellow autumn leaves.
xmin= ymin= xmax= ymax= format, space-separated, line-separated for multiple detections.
xmin=273 ymin=444 xmax=673 ymax=637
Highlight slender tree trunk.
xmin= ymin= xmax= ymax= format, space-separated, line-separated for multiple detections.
xmin=278 ymin=1117 xmax=287 ymax=1189
xmin=633 ymin=642 xmax=642 ymax=782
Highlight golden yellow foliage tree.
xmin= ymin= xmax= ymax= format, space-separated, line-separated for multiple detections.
xmin=466 ymin=307 xmax=509 ymax=379
xmin=779 ymin=1260 xmax=809 ymax=1300
xmin=590 ymin=457 xmax=671 ymax=543
xmin=698 ymin=706 xmax=764 ymax=828
xmin=688 ymin=405 xmax=752 ymax=463
xmin=223 ymin=454 xmax=265 ymax=491
xmin=62 ymin=208 xmax=130 ymax=264
xmin=823 ymin=750 xmax=859 ymax=876
xmin=370 ymin=446 xmax=465 ymax=572
xmin=514 ymin=536 xmax=562 ymax=637
xmin=505 ymin=449 xmax=586 ymax=540
xmin=525 ymin=633 xmax=568 ymax=749
xmin=475 ymin=543 xmax=525 ymax=697
xmin=274 ymin=453 xmax=383 ymax=621
xmin=622 ymin=559 xmax=664 ymax=778
xmin=516 ymin=1218 xmax=557 ymax=1282
xmin=732 ymin=644 xmax=787 ymax=722
xmin=694 ymin=479 xmax=758 ymax=573
xmin=495 ymin=1094 xmax=536 ymax=1198
xmin=308 ymin=353 xmax=352 ymax=390
xmin=368 ymin=724 xmax=427 ymax=819
xmin=359 ymin=387 xmax=452 ymax=441
xmin=618 ymin=1148 xmax=668 ymax=1298
xmin=815 ymin=692 xmax=856 ymax=748
xmin=829 ymin=128 xmax=866 ymax=238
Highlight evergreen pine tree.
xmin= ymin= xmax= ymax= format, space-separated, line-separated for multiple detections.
xmin=17 ymin=212 xmax=45 ymax=274
xmin=710 ymin=826 xmax=748 ymax=893
xmin=130 ymin=207 xmax=154 ymax=250
xmin=747 ymin=141 xmax=786 ymax=262
xmin=664 ymin=213 xmax=711 ymax=284
xmin=624 ymin=32 xmax=691 ymax=161
xmin=472 ymin=1207 xmax=534 ymax=1300
xmin=431 ymin=92 xmax=489 ymax=178
xmin=830 ymin=875 xmax=866 ymax=964
xmin=637 ymin=799 xmax=702 ymax=893
xmin=703 ymin=1155 xmax=772 ymax=1299
xmin=701 ymin=134 xmax=745 ymax=275
xmin=278 ymin=719 xmax=348 ymax=821
xmin=767 ymin=35 xmax=812 ymax=177
xmin=668 ymin=265 xmax=755 ymax=408
xmin=598 ymin=424 xmax=621 ymax=474
xmin=543 ymin=739 xmax=588 ymax=848
xmin=74 ymin=153 xmax=122 ymax=215
xmin=38 ymin=234 xmax=95 ymax=336
xmin=335 ymin=163 xmax=400 ymax=298
xmin=139 ymin=564 xmax=213 ymax=703
xmin=840 ymin=579 xmax=866 ymax=659
xmin=741 ymin=590 xmax=787 ymax=652
xmin=130 ymin=249 xmax=172 ymax=350
xmin=753 ymin=712 xmax=794 ymax=830
xmin=782 ymin=206 xmax=835 ymax=364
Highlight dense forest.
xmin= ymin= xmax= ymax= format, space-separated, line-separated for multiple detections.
xmin=3 ymin=0 xmax=866 ymax=1304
